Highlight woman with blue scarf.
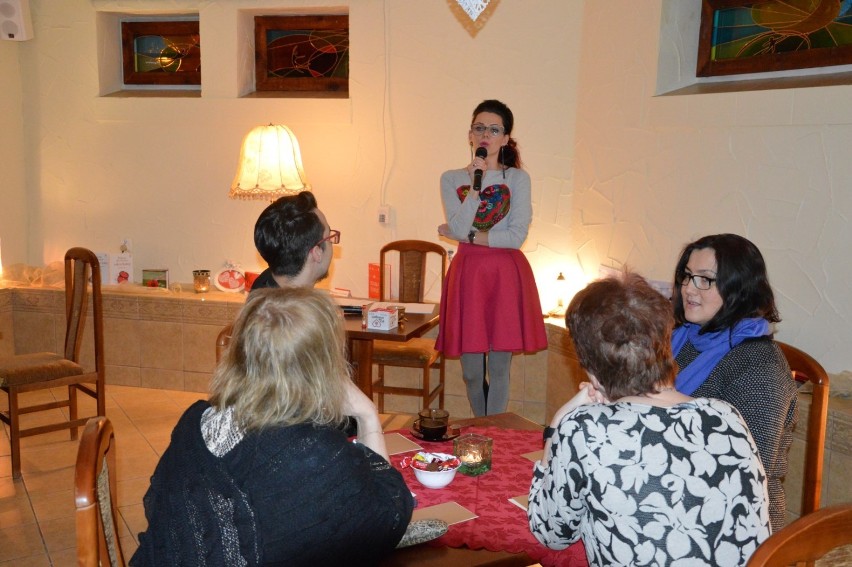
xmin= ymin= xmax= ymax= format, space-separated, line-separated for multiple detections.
xmin=671 ymin=233 xmax=798 ymax=532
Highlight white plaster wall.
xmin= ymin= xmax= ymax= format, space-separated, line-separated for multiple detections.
xmin=0 ymin=39 xmax=27 ymax=267
xmin=573 ymin=1 xmax=852 ymax=372
xmin=6 ymin=0 xmax=582 ymax=307
xmin=4 ymin=0 xmax=851 ymax=374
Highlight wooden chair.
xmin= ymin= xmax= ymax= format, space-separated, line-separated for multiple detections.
xmin=777 ymin=341 xmax=830 ymax=516
xmin=75 ymin=416 xmax=126 ymax=567
xmin=747 ymin=503 xmax=852 ymax=566
xmin=216 ymin=323 xmax=233 ymax=364
xmin=370 ymin=240 xmax=447 ymax=412
xmin=0 ymin=247 xmax=106 ymax=479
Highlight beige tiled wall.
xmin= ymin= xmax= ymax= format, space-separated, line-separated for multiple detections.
xmin=4 ymin=286 xmax=243 ymax=393
xmin=2 ymin=286 xmax=550 ymax=422
xmin=0 ymin=289 xmax=13 ymax=357
xmin=784 ymin=395 xmax=852 ymax=520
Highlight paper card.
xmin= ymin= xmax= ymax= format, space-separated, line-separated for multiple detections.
xmin=522 ymin=449 xmax=544 ymax=462
xmin=412 ymin=501 xmax=478 ymax=525
xmin=94 ymin=252 xmax=111 ymax=285
xmin=509 ymin=494 xmax=529 ymax=511
xmin=384 ymin=432 xmax=421 ymax=455
xmin=109 ymin=252 xmax=133 ymax=284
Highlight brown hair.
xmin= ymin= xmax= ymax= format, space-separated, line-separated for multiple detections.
xmin=566 ymin=272 xmax=675 ymax=400
xmin=209 ymin=287 xmax=350 ymax=431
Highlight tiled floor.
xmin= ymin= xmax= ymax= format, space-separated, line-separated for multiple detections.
xmin=0 ymin=385 xmax=413 ymax=566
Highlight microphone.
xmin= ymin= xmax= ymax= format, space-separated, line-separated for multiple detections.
xmin=473 ymin=146 xmax=487 ymax=192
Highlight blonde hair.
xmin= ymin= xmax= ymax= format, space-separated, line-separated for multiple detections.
xmin=209 ymin=287 xmax=350 ymax=431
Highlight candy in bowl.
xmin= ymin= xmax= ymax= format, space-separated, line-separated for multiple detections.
xmin=403 ymin=451 xmax=461 ymax=489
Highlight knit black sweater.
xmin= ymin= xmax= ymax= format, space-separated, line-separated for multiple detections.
xmin=131 ymin=401 xmax=413 ymax=566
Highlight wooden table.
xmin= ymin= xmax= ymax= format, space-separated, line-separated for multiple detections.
xmin=379 ymin=412 xmax=540 ymax=567
xmin=344 ymin=306 xmax=439 ymax=397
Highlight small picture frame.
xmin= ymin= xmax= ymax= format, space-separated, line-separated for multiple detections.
xmin=142 ymin=268 xmax=170 ymax=289
xmin=121 ymin=20 xmax=201 ymax=85
xmin=214 ymin=267 xmax=246 ymax=293
xmin=254 ymin=14 xmax=349 ymax=94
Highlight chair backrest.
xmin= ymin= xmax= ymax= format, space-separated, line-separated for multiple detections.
xmin=75 ymin=416 xmax=125 ymax=567
xmin=747 ymin=503 xmax=852 ymax=566
xmin=216 ymin=323 xmax=234 ymax=364
xmin=64 ymin=247 xmax=104 ymax=374
xmin=777 ymin=341 xmax=830 ymax=516
xmin=379 ymin=240 xmax=447 ymax=303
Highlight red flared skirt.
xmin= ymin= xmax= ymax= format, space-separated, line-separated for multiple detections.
xmin=436 ymin=243 xmax=547 ymax=357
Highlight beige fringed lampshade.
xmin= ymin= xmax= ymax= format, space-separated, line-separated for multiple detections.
xmin=229 ymin=124 xmax=311 ymax=201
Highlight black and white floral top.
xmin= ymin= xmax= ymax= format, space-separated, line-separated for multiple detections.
xmin=528 ymin=398 xmax=771 ymax=567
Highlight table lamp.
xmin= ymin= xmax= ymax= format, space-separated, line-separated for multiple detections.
xmin=229 ymin=124 xmax=311 ymax=201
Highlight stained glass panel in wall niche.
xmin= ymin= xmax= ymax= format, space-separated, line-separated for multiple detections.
xmin=121 ymin=20 xmax=201 ymax=86
xmin=697 ymin=0 xmax=852 ymax=77
xmin=254 ymin=15 xmax=349 ymax=96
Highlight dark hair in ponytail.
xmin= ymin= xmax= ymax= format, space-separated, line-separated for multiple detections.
xmin=472 ymin=99 xmax=523 ymax=169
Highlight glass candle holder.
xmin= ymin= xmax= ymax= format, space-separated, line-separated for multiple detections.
xmin=193 ymin=270 xmax=211 ymax=293
xmin=454 ymin=433 xmax=492 ymax=476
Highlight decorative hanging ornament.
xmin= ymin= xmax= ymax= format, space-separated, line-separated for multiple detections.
xmin=455 ymin=0 xmax=490 ymax=21
xmin=448 ymin=0 xmax=500 ymax=37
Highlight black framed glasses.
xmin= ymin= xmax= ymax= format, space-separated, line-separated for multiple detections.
xmin=470 ymin=123 xmax=505 ymax=137
xmin=315 ymin=229 xmax=340 ymax=247
xmin=678 ymin=271 xmax=716 ymax=290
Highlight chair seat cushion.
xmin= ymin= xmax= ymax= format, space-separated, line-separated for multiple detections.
xmin=0 ymin=352 xmax=84 ymax=387
xmin=372 ymin=338 xmax=440 ymax=366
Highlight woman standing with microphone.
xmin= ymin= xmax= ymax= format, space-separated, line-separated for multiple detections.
xmin=437 ymin=99 xmax=547 ymax=416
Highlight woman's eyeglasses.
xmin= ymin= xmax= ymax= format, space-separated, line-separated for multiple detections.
xmin=315 ymin=229 xmax=340 ymax=247
xmin=471 ymin=123 xmax=505 ymax=137
xmin=678 ymin=272 xmax=716 ymax=290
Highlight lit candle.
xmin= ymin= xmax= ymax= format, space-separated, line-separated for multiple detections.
xmin=461 ymin=449 xmax=482 ymax=466
xmin=454 ymin=432 xmax=492 ymax=476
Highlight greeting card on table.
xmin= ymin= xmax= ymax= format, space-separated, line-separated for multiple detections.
xmin=384 ymin=432 xmax=421 ymax=455
xmin=509 ymin=494 xmax=529 ymax=511
xmin=412 ymin=501 xmax=477 ymax=525
xmin=109 ymin=252 xmax=133 ymax=284
xmin=94 ymin=252 xmax=111 ymax=285
xmin=521 ymin=449 xmax=544 ymax=463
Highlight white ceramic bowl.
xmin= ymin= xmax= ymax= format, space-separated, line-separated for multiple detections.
xmin=409 ymin=452 xmax=461 ymax=489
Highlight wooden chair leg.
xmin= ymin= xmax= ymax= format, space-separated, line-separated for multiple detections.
xmin=422 ymin=366 xmax=430 ymax=410
xmin=96 ymin=378 xmax=106 ymax=417
xmin=377 ymin=365 xmax=385 ymax=413
xmin=68 ymin=384 xmax=79 ymax=440
xmin=438 ymin=359 xmax=445 ymax=410
xmin=9 ymin=388 xmax=22 ymax=479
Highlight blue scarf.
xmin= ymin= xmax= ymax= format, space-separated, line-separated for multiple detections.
xmin=672 ymin=318 xmax=771 ymax=395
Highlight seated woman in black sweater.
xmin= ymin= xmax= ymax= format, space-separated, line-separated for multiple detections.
xmin=131 ymin=287 xmax=414 ymax=566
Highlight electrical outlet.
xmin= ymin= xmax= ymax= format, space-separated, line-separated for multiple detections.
xmin=377 ymin=206 xmax=390 ymax=224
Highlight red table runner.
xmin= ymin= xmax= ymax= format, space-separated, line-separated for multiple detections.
xmin=390 ymin=425 xmax=588 ymax=567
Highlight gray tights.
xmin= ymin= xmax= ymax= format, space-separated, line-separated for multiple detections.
xmin=460 ymin=351 xmax=513 ymax=416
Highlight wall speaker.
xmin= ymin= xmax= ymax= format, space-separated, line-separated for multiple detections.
xmin=0 ymin=0 xmax=33 ymax=41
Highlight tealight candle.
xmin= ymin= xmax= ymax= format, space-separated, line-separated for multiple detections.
xmin=454 ymin=433 xmax=492 ymax=476
xmin=193 ymin=270 xmax=210 ymax=293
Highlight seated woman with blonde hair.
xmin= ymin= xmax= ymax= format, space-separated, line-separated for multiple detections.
xmin=131 ymin=287 xmax=413 ymax=566
xmin=529 ymin=272 xmax=770 ymax=566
